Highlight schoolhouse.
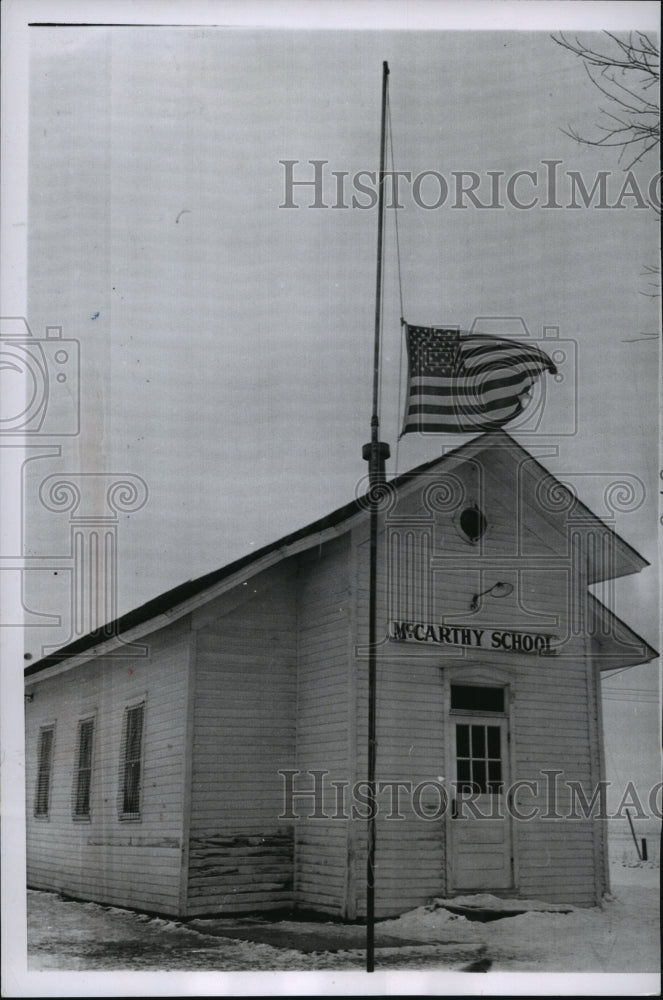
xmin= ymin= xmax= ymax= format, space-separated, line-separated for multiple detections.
xmin=24 ymin=430 xmax=656 ymax=919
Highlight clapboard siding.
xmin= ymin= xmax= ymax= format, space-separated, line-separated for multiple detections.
xmin=24 ymin=618 xmax=193 ymax=915
xmin=186 ymin=830 xmax=294 ymax=911
xmin=294 ymin=535 xmax=353 ymax=916
xmin=351 ymin=650 xmax=447 ymax=918
xmin=185 ymin=561 xmax=297 ymax=915
xmin=511 ymin=654 xmax=599 ymax=905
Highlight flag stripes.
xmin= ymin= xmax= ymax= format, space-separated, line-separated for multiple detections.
xmin=402 ymin=326 xmax=557 ymax=434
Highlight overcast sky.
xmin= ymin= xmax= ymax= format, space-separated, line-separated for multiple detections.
xmin=18 ymin=16 xmax=659 ymax=666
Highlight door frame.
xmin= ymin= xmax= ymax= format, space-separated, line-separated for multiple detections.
xmin=442 ymin=663 xmax=519 ymax=895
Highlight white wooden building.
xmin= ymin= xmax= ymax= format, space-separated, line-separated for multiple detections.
xmin=24 ymin=431 xmax=656 ymax=918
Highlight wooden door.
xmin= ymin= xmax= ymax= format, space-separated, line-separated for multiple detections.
xmin=450 ymin=712 xmax=513 ymax=891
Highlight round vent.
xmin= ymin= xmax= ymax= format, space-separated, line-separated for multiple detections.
xmin=460 ymin=505 xmax=487 ymax=543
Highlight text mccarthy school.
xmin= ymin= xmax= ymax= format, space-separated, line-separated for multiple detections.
xmin=390 ymin=621 xmax=555 ymax=654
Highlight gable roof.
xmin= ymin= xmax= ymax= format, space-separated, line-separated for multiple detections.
xmin=25 ymin=430 xmax=653 ymax=677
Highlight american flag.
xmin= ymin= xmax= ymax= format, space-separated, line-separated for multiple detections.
xmin=401 ymin=325 xmax=557 ymax=434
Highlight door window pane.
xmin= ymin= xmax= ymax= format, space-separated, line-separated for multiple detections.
xmin=456 ymin=722 xmax=505 ymax=796
xmin=471 ymin=726 xmax=485 ymax=757
xmin=487 ymin=725 xmax=501 ymax=758
xmin=488 ymin=760 xmax=503 ymax=790
xmin=473 ymin=760 xmax=486 ymax=792
xmin=456 ymin=724 xmax=470 ymax=757
xmin=451 ymin=685 xmax=505 ymax=713
xmin=457 ymin=760 xmax=471 ymax=782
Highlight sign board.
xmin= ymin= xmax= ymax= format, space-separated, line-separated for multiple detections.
xmin=390 ymin=620 xmax=556 ymax=655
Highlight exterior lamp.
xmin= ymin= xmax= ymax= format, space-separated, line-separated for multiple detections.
xmin=470 ymin=581 xmax=514 ymax=611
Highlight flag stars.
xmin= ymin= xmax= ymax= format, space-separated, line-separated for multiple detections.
xmin=410 ymin=327 xmax=460 ymax=376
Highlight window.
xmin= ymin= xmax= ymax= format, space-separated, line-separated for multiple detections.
xmin=119 ymin=703 xmax=145 ymax=818
xmin=456 ymin=722 xmax=503 ymax=794
xmin=73 ymin=718 xmax=94 ymax=819
xmin=451 ymin=684 xmax=505 ymax=713
xmin=451 ymin=683 xmax=507 ymax=796
xmin=34 ymin=725 xmax=55 ymax=817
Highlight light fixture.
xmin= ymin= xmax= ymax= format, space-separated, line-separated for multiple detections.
xmin=470 ymin=581 xmax=513 ymax=611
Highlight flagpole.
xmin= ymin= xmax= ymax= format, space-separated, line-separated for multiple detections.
xmin=362 ymin=58 xmax=390 ymax=975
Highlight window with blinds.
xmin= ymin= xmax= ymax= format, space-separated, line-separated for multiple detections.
xmin=73 ymin=718 xmax=94 ymax=819
xmin=119 ymin=703 xmax=145 ymax=818
xmin=34 ymin=725 xmax=55 ymax=817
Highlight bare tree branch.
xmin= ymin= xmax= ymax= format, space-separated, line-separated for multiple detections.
xmin=554 ymin=31 xmax=659 ymax=78
xmin=552 ymin=32 xmax=660 ymax=317
xmin=551 ymin=31 xmax=660 ymax=177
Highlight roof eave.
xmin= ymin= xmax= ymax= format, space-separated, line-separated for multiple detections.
xmin=588 ymin=594 xmax=659 ymax=671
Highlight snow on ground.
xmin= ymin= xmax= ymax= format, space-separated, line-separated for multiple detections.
xmin=382 ymin=862 xmax=660 ymax=973
xmin=27 ymin=891 xmax=474 ymax=972
xmin=27 ymin=893 xmax=324 ymax=972
xmin=26 ymin=861 xmax=659 ymax=973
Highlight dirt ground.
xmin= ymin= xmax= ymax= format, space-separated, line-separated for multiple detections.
xmin=23 ymin=860 xmax=660 ymax=975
